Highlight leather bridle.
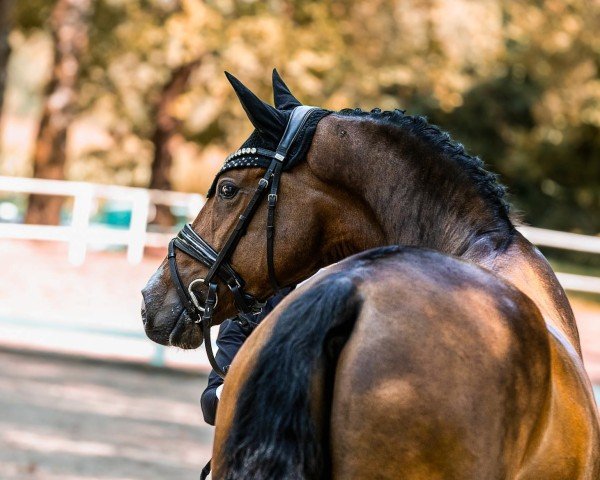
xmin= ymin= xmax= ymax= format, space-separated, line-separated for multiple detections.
xmin=167 ymin=106 xmax=318 ymax=379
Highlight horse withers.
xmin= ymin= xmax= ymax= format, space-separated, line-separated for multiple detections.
xmin=141 ymin=70 xmax=600 ymax=479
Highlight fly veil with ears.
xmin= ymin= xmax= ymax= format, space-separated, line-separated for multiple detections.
xmin=168 ymin=70 xmax=331 ymax=378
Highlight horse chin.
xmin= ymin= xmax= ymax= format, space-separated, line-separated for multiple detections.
xmin=143 ymin=305 xmax=204 ymax=349
xmin=168 ymin=310 xmax=204 ymax=349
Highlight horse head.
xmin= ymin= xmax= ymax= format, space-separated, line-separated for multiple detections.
xmin=141 ymin=70 xmax=383 ymax=349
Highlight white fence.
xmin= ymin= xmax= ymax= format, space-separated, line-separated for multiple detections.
xmin=0 ymin=175 xmax=599 ymax=294
xmin=0 ymin=176 xmax=207 ymax=369
xmin=517 ymin=226 xmax=600 ymax=294
xmin=0 ymin=175 xmax=203 ymax=265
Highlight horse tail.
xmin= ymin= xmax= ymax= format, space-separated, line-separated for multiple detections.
xmin=221 ymin=273 xmax=362 ymax=480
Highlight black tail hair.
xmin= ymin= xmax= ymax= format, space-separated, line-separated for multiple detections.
xmin=221 ymin=273 xmax=361 ymax=480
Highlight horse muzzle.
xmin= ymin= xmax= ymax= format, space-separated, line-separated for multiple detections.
xmin=141 ymin=276 xmax=205 ymax=349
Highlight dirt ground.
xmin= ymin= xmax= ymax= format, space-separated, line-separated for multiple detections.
xmin=0 ymin=348 xmax=213 ymax=480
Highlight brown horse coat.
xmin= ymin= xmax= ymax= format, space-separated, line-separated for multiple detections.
xmin=213 ymin=247 xmax=600 ymax=479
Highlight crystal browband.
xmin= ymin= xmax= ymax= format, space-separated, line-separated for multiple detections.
xmin=208 ymin=146 xmax=281 ymax=197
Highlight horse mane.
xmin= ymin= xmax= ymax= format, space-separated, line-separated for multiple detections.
xmin=220 ymin=269 xmax=365 ymax=480
xmin=337 ymin=108 xmax=512 ymax=226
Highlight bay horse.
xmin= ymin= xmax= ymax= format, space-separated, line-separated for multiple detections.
xmin=141 ymin=70 xmax=600 ymax=479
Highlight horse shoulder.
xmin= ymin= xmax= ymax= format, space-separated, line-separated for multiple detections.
xmin=491 ymin=232 xmax=581 ymax=355
xmin=517 ymin=324 xmax=600 ymax=480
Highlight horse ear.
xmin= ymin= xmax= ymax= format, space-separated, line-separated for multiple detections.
xmin=225 ymin=71 xmax=286 ymax=141
xmin=272 ymin=68 xmax=302 ymax=110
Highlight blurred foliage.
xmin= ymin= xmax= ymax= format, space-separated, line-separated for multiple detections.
xmin=2 ymin=0 xmax=600 ymax=233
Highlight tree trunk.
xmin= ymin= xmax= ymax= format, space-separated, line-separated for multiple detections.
xmin=149 ymin=59 xmax=201 ymax=227
xmin=0 ymin=0 xmax=12 ymax=117
xmin=25 ymin=0 xmax=92 ymax=225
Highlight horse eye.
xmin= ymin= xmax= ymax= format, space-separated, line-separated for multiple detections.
xmin=219 ymin=182 xmax=239 ymax=199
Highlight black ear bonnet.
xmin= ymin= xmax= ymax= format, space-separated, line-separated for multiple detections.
xmin=206 ymin=71 xmax=331 ymax=198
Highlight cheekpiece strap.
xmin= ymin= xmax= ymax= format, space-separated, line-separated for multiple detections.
xmin=263 ymin=106 xmax=318 ymax=290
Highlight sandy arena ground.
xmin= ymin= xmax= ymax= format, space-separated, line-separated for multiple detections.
xmin=0 ymin=349 xmax=213 ymax=480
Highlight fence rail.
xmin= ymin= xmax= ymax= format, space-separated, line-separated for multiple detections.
xmin=0 ymin=175 xmax=599 ymax=294
xmin=0 ymin=175 xmax=203 ymax=265
xmin=517 ymin=226 xmax=600 ymax=255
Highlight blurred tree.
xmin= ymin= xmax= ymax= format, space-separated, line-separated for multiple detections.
xmin=150 ymin=58 xmax=202 ymax=226
xmin=13 ymin=0 xmax=50 ymax=31
xmin=425 ymin=0 xmax=600 ymax=234
xmin=25 ymin=0 xmax=92 ymax=225
xmin=5 ymin=0 xmax=597 ymax=235
xmin=0 ymin=0 xmax=12 ymax=117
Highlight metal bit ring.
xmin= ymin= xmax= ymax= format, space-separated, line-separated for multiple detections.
xmin=188 ymin=278 xmax=218 ymax=315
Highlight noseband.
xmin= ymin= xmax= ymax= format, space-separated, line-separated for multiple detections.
xmin=168 ymin=106 xmax=318 ymax=378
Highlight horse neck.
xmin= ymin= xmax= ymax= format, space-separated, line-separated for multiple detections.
xmin=340 ymin=142 xmax=513 ymax=259
xmin=320 ymin=125 xmax=583 ymax=351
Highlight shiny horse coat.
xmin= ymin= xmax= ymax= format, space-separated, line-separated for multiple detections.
xmin=215 ymin=247 xmax=598 ymax=479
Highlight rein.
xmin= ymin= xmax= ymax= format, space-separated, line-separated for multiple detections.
xmin=168 ymin=106 xmax=318 ymax=379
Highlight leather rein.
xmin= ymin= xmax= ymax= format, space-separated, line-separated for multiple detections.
xmin=167 ymin=106 xmax=318 ymax=379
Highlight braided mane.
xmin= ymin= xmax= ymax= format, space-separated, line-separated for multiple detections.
xmin=338 ymin=108 xmax=511 ymax=224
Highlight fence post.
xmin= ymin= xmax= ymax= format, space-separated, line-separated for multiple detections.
xmin=128 ymin=189 xmax=149 ymax=264
xmin=150 ymin=345 xmax=166 ymax=367
xmin=69 ymin=183 xmax=93 ymax=265
xmin=186 ymin=194 xmax=204 ymax=219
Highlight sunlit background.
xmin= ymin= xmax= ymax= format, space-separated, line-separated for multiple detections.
xmin=0 ymin=0 xmax=599 ymax=478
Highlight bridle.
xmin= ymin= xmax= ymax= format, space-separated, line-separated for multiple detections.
xmin=168 ymin=106 xmax=318 ymax=379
